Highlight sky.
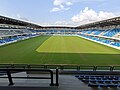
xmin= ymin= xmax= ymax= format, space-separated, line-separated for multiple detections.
xmin=0 ymin=0 xmax=120 ymax=26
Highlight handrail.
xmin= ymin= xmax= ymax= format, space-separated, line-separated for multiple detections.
xmin=0 ymin=68 xmax=59 ymax=86
xmin=0 ymin=64 xmax=120 ymax=71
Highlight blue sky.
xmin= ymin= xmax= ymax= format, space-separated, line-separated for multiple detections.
xmin=0 ymin=0 xmax=120 ymax=26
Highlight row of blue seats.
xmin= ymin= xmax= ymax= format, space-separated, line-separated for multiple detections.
xmin=82 ymin=79 xmax=120 ymax=83
xmin=0 ymin=38 xmax=18 ymax=43
xmin=81 ymin=28 xmax=120 ymax=37
xmin=94 ymin=30 xmax=104 ymax=35
xmin=75 ymin=75 xmax=120 ymax=87
xmin=88 ymin=83 xmax=120 ymax=87
xmin=76 ymin=75 xmax=120 ymax=80
xmin=75 ymin=75 xmax=120 ymax=78
xmin=0 ymin=34 xmax=38 ymax=44
xmin=86 ymin=30 xmax=94 ymax=34
xmin=103 ymin=29 xmax=120 ymax=37
xmin=79 ymin=34 xmax=120 ymax=47
xmin=81 ymin=30 xmax=104 ymax=35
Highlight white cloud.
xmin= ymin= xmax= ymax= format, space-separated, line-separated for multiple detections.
xmin=50 ymin=0 xmax=106 ymax=12
xmin=50 ymin=4 xmax=70 ymax=12
xmin=54 ymin=20 xmax=78 ymax=27
xmin=71 ymin=7 xmax=116 ymax=25
xmin=46 ymin=7 xmax=118 ymax=26
xmin=66 ymin=2 xmax=73 ymax=6
xmin=50 ymin=0 xmax=73 ymax=12
xmin=50 ymin=7 xmax=61 ymax=12
xmin=17 ymin=14 xmax=21 ymax=19
xmin=53 ymin=0 xmax=64 ymax=6
xmin=17 ymin=14 xmax=30 ymax=22
xmin=55 ymin=20 xmax=68 ymax=25
xmin=53 ymin=0 xmax=73 ymax=6
xmin=40 ymin=20 xmax=76 ymax=27
xmin=16 ymin=14 xmax=40 ymax=26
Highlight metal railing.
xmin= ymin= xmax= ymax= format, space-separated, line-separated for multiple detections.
xmin=0 ymin=68 xmax=59 ymax=86
xmin=0 ymin=64 xmax=120 ymax=71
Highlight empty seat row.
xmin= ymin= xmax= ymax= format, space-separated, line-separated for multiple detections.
xmin=78 ymin=34 xmax=120 ymax=47
xmin=0 ymin=34 xmax=38 ymax=45
xmin=80 ymin=29 xmax=120 ymax=37
xmin=75 ymin=75 xmax=120 ymax=80
xmin=82 ymin=79 xmax=120 ymax=83
xmin=103 ymin=29 xmax=120 ymax=37
xmin=88 ymin=83 xmax=120 ymax=87
xmin=76 ymin=75 xmax=120 ymax=87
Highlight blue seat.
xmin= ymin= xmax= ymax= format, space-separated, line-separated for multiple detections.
xmin=88 ymin=83 xmax=119 ymax=87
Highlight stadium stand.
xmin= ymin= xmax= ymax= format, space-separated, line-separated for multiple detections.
xmin=0 ymin=29 xmax=39 ymax=46
xmin=78 ymin=28 xmax=120 ymax=48
xmin=103 ymin=28 xmax=120 ymax=37
xmin=75 ymin=75 xmax=120 ymax=87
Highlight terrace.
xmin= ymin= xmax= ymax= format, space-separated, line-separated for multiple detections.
xmin=0 ymin=64 xmax=120 ymax=90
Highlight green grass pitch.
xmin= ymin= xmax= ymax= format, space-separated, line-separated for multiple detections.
xmin=0 ymin=35 xmax=120 ymax=65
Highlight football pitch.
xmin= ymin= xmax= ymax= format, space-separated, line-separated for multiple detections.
xmin=0 ymin=35 xmax=120 ymax=65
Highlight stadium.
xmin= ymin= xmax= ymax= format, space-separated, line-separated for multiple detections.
xmin=0 ymin=0 xmax=120 ymax=90
xmin=0 ymin=16 xmax=120 ymax=65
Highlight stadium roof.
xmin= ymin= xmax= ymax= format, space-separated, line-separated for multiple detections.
xmin=0 ymin=15 xmax=42 ymax=29
xmin=76 ymin=16 xmax=120 ymax=29
xmin=41 ymin=26 xmax=75 ymax=29
xmin=0 ymin=15 xmax=120 ymax=29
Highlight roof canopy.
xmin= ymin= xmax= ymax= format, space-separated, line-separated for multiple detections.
xmin=0 ymin=15 xmax=120 ymax=29
xmin=0 ymin=15 xmax=42 ymax=29
xmin=76 ymin=17 xmax=120 ymax=29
